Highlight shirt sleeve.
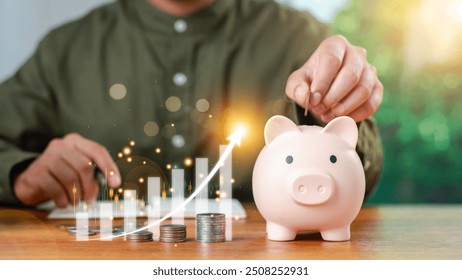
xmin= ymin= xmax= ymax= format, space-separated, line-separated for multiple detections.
xmin=0 ymin=35 xmax=58 ymax=205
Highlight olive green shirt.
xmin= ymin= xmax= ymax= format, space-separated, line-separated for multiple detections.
xmin=0 ymin=0 xmax=382 ymax=205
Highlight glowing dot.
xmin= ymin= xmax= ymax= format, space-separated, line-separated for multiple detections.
xmin=174 ymin=244 xmax=178 ymax=247
xmin=172 ymin=134 xmax=185 ymax=148
xmin=109 ymin=171 xmax=115 ymax=176
xmin=123 ymin=146 xmax=131 ymax=156
xmin=220 ymin=191 xmax=228 ymax=198
xmin=215 ymin=198 xmax=220 ymax=202
xmin=199 ymin=173 xmax=204 ymax=179
xmin=129 ymin=140 xmax=135 ymax=146
xmin=139 ymin=177 xmax=145 ymax=183
xmin=209 ymin=114 xmax=212 ymax=118
xmin=155 ymin=147 xmax=161 ymax=154
xmin=118 ymin=152 xmax=123 ymax=158
xmin=109 ymin=188 xmax=114 ymax=199
xmin=184 ymin=157 xmax=193 ymax=167
xmin=144 ymin=121 xmax=159 ymax=137
xmin=215 ymin=190 xmax=220 ymax=195
xmin=83 ymin=202 xmax=88 ymax=211
xmin=165 ymin=96 xmax=182 ymax=112
xmin=170 ymin=188 xmax=174 ymax=193
xmin=196 ymin=99 xmax=210 ymax=112
xmin=109 ymin=84 xmax=127 ymax=100
xmin=234 ymin=216 xmax=240 ymax=220
xmin=171 ymin=123 xmax=175 ymax=127
xmin=173 ymin=73 xmax=187 ymax=86
xmin=88 ymin=161 xmax=93 ymax=166
xmin=142 ymin=161 xmax=147 ymax=165
xmin=166 ymin=164 xmax=172 ymax=170
xmin=118 ymin=188 xmax=123 ymax=193
xmin=127 ymin=157 xmax=132 ymax=163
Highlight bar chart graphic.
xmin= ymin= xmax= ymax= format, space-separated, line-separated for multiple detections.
xmin=70 ymin=127 xmax=245 ymax=241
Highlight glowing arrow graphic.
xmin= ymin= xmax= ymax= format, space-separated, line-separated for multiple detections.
xmin=89 ymin=127 xmax=245 ymax=241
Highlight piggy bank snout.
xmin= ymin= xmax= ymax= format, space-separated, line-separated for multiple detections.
xmin=289 ymin=171 xmax=335 ymax=205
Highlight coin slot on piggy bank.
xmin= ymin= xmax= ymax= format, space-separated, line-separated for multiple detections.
xmin=252 ymin=115 xmax=365 ymax=241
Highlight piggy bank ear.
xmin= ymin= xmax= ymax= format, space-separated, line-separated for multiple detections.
xmin=321 ymin=116 xmax=358 ymax=148
xmin=264 ymin=115 xmax=300 ymax=145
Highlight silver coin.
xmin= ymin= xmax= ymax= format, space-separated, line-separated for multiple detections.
xmin=197 ymin=213 xmax=225 ymax=217
xmin=126 ymin=238 xmax=153 ymax=242
xmin=126 ymin=231 xmax=153 ymax=242
xmin=160 ymin=224 xmax=186 ymax=228
xmin=67 ymin=229 xmax=97 ymax=236
xmin=126 ymin=231 xmax=153 ymax=237
xmin=58 ymin=224 xmax=76 ymax=230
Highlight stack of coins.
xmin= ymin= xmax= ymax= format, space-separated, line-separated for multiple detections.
xmin=196 ymin=213 xmax=226 ymax=243
xmin=125 ymin=231 xmax=153 ymax=242
xmin=159 ymin=224 xmax=187 ymax=243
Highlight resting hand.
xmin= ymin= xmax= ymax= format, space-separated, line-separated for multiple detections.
xmin=14 ymin=133 xmax=121 ymax=208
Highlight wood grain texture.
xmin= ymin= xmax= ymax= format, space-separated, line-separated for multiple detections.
xmin=1 ymin=204 xmax=461 ymax=260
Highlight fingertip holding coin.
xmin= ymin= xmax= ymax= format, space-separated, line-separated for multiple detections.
xmin=304 ymin=90 xmax=311 ymax=116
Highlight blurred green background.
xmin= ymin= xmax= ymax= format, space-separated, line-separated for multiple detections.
xmin=332 ymin=0 xmax=462 ymax=203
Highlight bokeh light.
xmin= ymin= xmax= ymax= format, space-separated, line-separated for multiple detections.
xmin=171 ymin=134 xmax=185 ymax=148
xmin=165 ymin=96 xmax=182 ymax=112
xmin=183 ymin=157 xmax=193 ymax=167
xmin=122 ymin=146 xmax=131 ymax=156
xmin=109 ymin=84 xmax=127 ymax=100
xmin=144 ymin=121 xmax=159 ymax=137
xmin=196 ymin=99 xmax=210 ymax=112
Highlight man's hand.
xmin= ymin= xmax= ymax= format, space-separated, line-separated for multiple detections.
xmin=286 ymin=35 xmax=383 ymax=123
xmin=14 ymin=133 xmax=121 ymax=208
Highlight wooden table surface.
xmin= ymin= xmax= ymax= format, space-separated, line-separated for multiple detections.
xmin=1 ymin=203 xmax=461 ymax=260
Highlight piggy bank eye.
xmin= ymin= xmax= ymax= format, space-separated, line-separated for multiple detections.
xmin=330 ymin=155 xmax=337 ymax=164
xmin=286 ymin=155 xmax=293 ymax=164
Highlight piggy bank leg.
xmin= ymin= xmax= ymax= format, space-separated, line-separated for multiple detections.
xmin=320 ymin=225 xmax=350 ymax=241
xmin=266 ymin=222 xmax=297 ymax=241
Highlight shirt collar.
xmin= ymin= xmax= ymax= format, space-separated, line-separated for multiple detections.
xmin=130 ymin=0 xmax=233 ymax=36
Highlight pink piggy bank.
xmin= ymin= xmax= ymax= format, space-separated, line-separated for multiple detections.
xmin=252 ymin=115 xmax=365 ymax=241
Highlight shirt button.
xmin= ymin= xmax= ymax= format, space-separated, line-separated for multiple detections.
xmin=174 ymin=19 xmax=187 ymax=33
xmin=173 ymin=72 xmax=187 ymax=86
